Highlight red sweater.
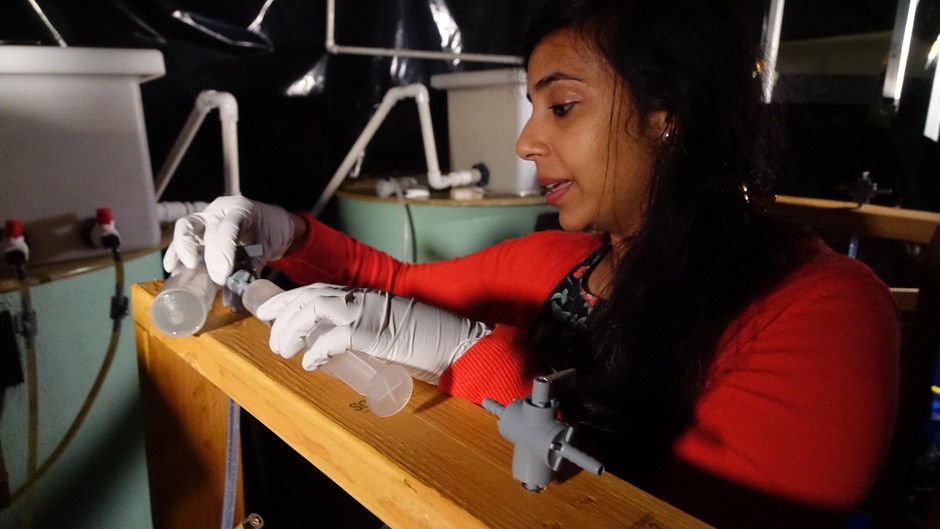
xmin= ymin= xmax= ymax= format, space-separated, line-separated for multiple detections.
xmin=272 ymin=212 xmax=899 ymax=522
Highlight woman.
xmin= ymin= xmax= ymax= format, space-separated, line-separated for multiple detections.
xmin=164 ymin=0 xmax=899 ymax=526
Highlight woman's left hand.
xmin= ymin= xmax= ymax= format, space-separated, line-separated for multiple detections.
xmin=254 ymin=283 xmax=491 ymax=384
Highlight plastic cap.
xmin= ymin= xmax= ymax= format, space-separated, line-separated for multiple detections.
xmin=96 ymin=207 xmax=113 ymax=224
xmin=4 ymin=220 xmax=23 ymax=238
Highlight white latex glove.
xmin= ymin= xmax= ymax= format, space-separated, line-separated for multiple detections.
xmin=163 ymin=196 xmax=296 ymax=286
xmin=254 ymin=283 xmax=492 ymax=384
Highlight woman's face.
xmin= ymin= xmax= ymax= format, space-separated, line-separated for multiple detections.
xmin=516 ymin=29 xmax=665 ymax=242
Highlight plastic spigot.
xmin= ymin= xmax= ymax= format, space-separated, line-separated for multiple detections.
xmin=80 ymin=207 xmax=123 ymax=250
xmin=482 ymin=368 xmax=604 ymax=492
xmin=1 ymin=219 xmax=29 ymax=266
xmin=223 ymin=244 xmax=264 ymax=312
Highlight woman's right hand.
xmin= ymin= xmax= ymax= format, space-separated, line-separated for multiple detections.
xmin=163 ymin=196 xmax=300 ymax=286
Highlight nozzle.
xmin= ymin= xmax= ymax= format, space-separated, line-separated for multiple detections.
xmin=482 ymin=398 xmax=505 ymax=418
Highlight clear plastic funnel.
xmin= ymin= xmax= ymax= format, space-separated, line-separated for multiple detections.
xmin=151 ymin=264 xmax=220 ymax=337
xmin=243 ymin=279 xmax=414 ymax=417
xmin=320 ymin=346 xmax=414 ymax=417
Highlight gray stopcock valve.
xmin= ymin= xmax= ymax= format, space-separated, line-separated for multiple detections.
xmin=482 ymin=368 xmax=604 ymax=492
xmin=222 ymin=244 xmax=264 ymax=312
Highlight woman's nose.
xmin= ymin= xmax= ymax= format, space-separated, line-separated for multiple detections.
xmin=515 ymin=118 xmax=546 ymax=161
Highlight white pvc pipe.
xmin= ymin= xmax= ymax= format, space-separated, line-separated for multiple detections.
xmin=311 ymin=87 xmax=409 ymax=216
xmin=311 ymin=84 xmax=482 ymax=216
xmin=325 ymin=0 xmax=522 ymax=65
xmin=154 ymin=90 xmax=241 ymax=199
xmin=326 ymin=43 xmax=523 ymax=65
xmin=759 ymin=0 xmax=785 ymax=103
xmin=428 ymin=167 xmax=483 ymax=190
xmin=221 ymin=119 xmax=240 ymax=196
xmin=414 ymin=86 xmax=442 ymax=183
xmin=154 ymin=105 xmax=210 ymax=199
xmin=411 ymin=85 xmax=482 ymax=189
xmin=884 ymin=0 xmax=920 ymax=109
xmin=924 ymin=49 xmax=940 ymax=140
xmin=155 ymin=201 xmax=210 ymax=224
xmin=27 ymin=0 xmax=67 ymax=47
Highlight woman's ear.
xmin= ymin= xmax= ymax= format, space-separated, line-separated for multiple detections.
xmin=646 ymin=110 xmax=672 ymax=140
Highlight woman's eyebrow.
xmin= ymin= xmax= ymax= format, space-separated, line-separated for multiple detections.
xmin=533 ymin=71 xmax=583 ymax=92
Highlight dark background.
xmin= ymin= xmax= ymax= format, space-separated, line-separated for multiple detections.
xmin=4 ymin=0 xmax=938 ymax=215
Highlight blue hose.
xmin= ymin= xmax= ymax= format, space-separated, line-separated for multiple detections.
xmin=222 ymin=398 xmax=241 ymax=529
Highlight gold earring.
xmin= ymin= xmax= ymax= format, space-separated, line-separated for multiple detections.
xmin=739 ymin=182 xmax=750 ymax=204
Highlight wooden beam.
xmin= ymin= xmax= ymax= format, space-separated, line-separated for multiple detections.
xmin=771 ymin=195 xmax=940 ymax=245
xmin=135 ymin=323 xmax=244 ymax=529
xmin=132 ymin=280 xmax=712 ymax=529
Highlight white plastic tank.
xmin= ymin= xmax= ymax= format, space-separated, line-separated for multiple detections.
xmin=0 ymin=46 xmax=165 ymax=265
xmin=430 ymin=69 xmax=537 ymax=196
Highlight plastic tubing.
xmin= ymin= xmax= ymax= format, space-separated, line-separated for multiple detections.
xmin=10 ymin=332 xmax=122 ymax=508
xmin=375 ymin=178 xmax=415 ymax=263
xmin=8 ymin=248 xmax=125 ymax=511
xmin=242 ymin=280 xmax=413 ymax=417
xmin=221 ymin=398 xmax=240 ymax=529
xmin=18 ymin=272 xmax=36 ymax=529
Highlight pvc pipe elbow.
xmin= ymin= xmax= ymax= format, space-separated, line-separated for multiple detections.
xmin=385 ymin=83 xmax=429 ymax=103
xmin=412 ymin=84 xmax=430 ymax=103
xmin=427 ymin=168 xmax=484 ymax=190
xmin=196 ymin=90 xmax=239 ymax=121
xmin=427 ymin=170 xmax=446 ymax=189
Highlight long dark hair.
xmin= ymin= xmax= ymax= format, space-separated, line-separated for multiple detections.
xmin=524 ymin=0 xmax=808 ymax=484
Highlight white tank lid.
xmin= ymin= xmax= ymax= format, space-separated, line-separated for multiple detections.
xmin=0 ymin=45 xmax=165 ymax=82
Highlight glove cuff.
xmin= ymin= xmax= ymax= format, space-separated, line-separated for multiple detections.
xmin=438 ymin=324 xmax=535 ymax=405
xmin=255 ymin=201 xmax=296 ymax=260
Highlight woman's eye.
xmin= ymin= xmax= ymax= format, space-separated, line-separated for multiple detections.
xmin=550 ymin=102 xmax=576 ymax=117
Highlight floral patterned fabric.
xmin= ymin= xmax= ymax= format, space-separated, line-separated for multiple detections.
xmin=540 ymin=244 xmax=609 ymax=329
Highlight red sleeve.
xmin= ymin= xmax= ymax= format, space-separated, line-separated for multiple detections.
xmin=270 ymin=211 xmax=601 ymax=325
xmin=267 ymin=211 xmax=393 ymax=287
xmin=438 ymin=324 xmax=539 ymax=406
xmin=661 ymin=242 xmax=900 ymax=518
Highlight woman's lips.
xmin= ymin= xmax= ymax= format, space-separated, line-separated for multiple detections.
xmin=539 ymin=179 xmax=572 ymax=206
